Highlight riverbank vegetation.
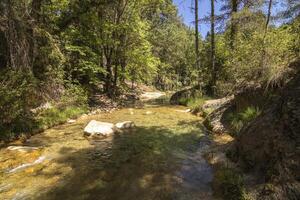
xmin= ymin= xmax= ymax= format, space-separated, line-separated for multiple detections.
xmin=0 ymin=0 xmax=199 ymax=140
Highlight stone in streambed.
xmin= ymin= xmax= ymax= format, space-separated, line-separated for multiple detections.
xmin=84 ymin=120 xmax=116 ymax=138
xmin=115 ymin=121 xmax=135 ymax=129
xmin=67 ymin=119 xmax=76 ymax=123
xmin=7 ymin=146 xmax=39 ymax=153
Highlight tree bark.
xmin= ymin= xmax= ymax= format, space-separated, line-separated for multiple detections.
xmin=194 ymin=0 xmax=200 ymax=74
xmin=209 ymin=0 xmax=216 ymax=95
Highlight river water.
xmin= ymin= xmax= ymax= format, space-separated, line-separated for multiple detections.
xmin=0 ymin=95 xmax=214 ymax=200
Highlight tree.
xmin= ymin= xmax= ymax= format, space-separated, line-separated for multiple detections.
xmin=209 ymin=0 xmax=217 ymax=95
xmin=195 ymin=0 xmax=200 ymax=72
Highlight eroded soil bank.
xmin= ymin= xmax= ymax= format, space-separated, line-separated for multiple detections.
xmin=0 ymin=96 xmax=215 ymax=200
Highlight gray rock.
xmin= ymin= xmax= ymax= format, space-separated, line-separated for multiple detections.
xmin=84 ymin=120 xmax=115 ymax=138
xmin=203 ymin=96 xmax=234 ymax=134
xmin=115 ymin=121 xmax=135 ymax=129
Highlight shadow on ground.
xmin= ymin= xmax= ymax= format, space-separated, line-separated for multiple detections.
xmin=34 ymin=124 xmax=209 ymax=200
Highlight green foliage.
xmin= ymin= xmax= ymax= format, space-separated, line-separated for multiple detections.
xmin=0 ymin=70 xmax=37 ymax=140
xmin=228 ymin=106 xmax=261 ymax=135
xmin=36 ymin=106 xmax=86 ymax=130
xmin=214 ymin=167 xmax=247 ymax=200
xmin=36 ymin=84 xmax=88 ymax=130
xmin=201 ymin=8 xmax=300 ymax=95
xmin=186 ymin=96 xmax=212 ymax=110
xmin=60 ymin=83 xmax=88 ymax=108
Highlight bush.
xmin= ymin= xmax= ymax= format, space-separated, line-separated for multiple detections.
xmin=0 ymin=77 xmax=88 ymax=141
xmin=60 ymin=83 xmax=88 ymax=108
xmin=35 ymin=84 xmax=88 ymax=130
xmin=0 ymin=70 xmax=38 ymax=140
xmin=214 ymin=167 xmax=247 ymax=200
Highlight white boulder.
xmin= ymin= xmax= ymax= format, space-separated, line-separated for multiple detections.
xmin=115 ymin=121 xmax=135 ymax=129
xmin=84 ymin=120 xmax=115 ymax=138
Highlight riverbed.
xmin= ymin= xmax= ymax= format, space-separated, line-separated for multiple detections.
xmin=0 ymin=95 xmax=214 ymax=200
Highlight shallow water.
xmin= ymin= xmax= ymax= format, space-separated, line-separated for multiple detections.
xmin=0 ymin=97 xmax=214 ymax=200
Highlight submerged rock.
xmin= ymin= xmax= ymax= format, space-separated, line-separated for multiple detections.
xmin=84 ymin=120 xmax=115 ymax=138
xmin=8 ymin=156 xmax=47 ymax=173
xmin=115 ymin=121 xmax=135 ymax=129
xmin=7 ymin=146 xmax=39 ymax=153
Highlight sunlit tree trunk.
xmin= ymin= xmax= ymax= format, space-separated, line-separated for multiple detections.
xmin=194 ymin=0 xmax=200 ymax=77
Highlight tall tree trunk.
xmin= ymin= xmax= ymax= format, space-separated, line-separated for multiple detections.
xmin=194 ymin=0 xmax=200 ymax=75
xmin=230 ymin=0 xmax=238 ymax=50
xmin=113 ymin=50 xmax=119 ymax=93
xmin=260 ymin=0 xmax=273 ymax=73
xmin=104 ymin=49 xmax=114 ymax=97
xmin=210 ymin=0 xmax=216 ymax=95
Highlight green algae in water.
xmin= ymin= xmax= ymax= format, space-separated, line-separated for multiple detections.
xmin=0 ymin=103 xmax=213 ymax=200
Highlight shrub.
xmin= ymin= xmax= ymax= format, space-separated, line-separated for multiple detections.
xmin=0 ymin=77 xmax=88 ymax=140
xmin=35 ymin=84 xmax=88 ymax=130
xmin=0 ymin=70 xmax=38 ymax=140
xmin=60 ymin=83 xmax=88 ymax=108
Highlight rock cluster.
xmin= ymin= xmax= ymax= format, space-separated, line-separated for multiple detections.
xmin=84 ymin=120 xmax=135 ymax=138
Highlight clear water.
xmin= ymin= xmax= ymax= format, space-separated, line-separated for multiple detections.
xmin=0 ymin=97 xmax=214 ymax=200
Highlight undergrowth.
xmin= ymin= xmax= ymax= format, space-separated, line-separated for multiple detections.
xmin=214 ymin=167 xmax=248 ymax=200
xmin=0 ymin=81 xmax=88 ymax=141
xmin=179 ymin=96 xmax=212 ymax=110
xmin=36 ymin=106 xmax=87 ymax=130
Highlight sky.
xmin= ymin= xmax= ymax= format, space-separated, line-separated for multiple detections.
xmin=173 ymin=0 xmax=287 ymax=37
xmin=173 ymin=0 xmax=223 ymax=37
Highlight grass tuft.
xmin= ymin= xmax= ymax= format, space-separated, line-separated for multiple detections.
xmin=214 ymin=167 xmax=248 ymax=200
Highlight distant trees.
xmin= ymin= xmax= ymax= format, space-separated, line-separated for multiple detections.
xmin=196 ymin=0 xmax=300 ymax=96
xmin=0 ymin=0 xmax=201 ymax=139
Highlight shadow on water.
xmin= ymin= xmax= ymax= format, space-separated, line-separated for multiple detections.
xmin=0 ymin=96 xmax=214 ymax=200
xmin=34 ymin=124 xmax=213 ymax=200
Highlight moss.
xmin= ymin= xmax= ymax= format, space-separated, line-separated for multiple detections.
xmin=213 ymin=167 xmax=248 ymax=200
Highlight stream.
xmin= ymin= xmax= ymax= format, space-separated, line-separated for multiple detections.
xmin=0 ymin=93 xmax=214 ymax=200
